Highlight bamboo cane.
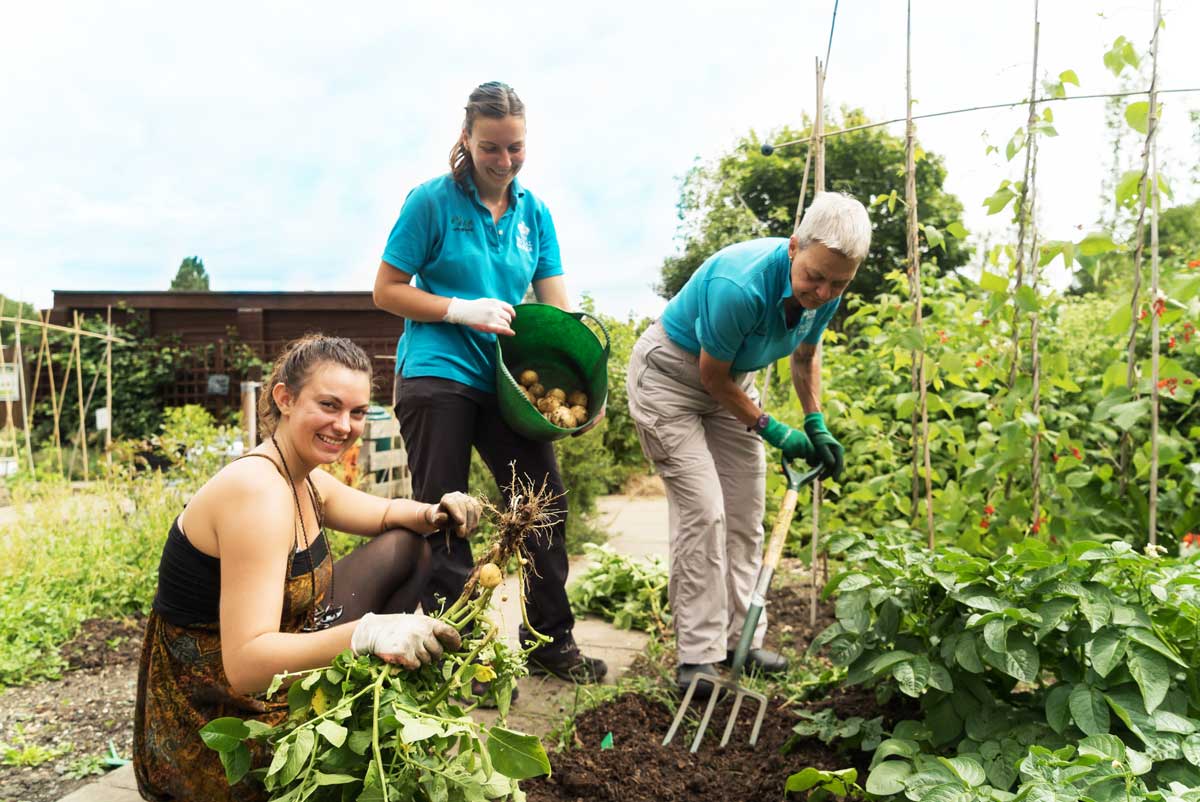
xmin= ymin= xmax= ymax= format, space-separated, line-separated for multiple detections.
xmin=105 ymin=306 xmax=113 ymax=470
xmin=1147 ymin=0 xmax=1162 ymax=546
xmin=73 ymin=313 xmax=89 ymax=481
xmin=14 ymin=304 xmax=34 ymax=473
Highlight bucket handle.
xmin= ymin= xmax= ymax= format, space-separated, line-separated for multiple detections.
xmin=571 ymin=311 xmax=611 ymax=359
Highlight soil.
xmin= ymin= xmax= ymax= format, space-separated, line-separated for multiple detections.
xmin=524 ymin=685 xmax=899 ymax=802
xmin=0 ymin=616 xmax=144 ymax=802
xmin=0 ymin=566 xmax=842 ymax=802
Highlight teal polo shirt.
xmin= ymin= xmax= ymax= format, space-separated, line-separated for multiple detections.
xmin=382 ymin=173 xmax=563 ymax=392
xmin=660 ymin=238 xmax=840 ymax=372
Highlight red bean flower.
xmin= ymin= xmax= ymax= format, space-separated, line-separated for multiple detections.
xmin=984 ymin=504 xmax=995 ymax=515
xmin=1070 ymin=446 xmax=1082 ymax=460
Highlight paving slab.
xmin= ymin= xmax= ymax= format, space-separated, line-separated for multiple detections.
xmin=57 ymin=493 xmax=669 ymax=802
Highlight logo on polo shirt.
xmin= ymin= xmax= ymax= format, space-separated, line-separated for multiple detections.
xmin=516 ymin=221 xmax=532 ymax=254
xmin=451 ymin=215 xmax=475 ymax=233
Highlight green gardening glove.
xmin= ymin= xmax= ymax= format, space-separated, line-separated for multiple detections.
xmin=757 ymin=415 xmax=815 ymax=462
xmin=804 ymin=412 xmax=844 ymax=480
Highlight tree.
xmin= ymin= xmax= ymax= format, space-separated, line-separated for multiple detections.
xmin=657 ymin=108 xmax=970 ymax=308
xmin=170 ymin=256 xmax=210 ymax=291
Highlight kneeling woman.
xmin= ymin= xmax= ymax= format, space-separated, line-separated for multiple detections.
xmin=134 ymin=335 xmax=481 ymax=802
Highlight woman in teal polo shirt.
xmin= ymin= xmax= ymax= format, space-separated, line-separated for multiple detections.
xmin=626 ymin=191 xmax=871 ymax=698
xmin=372 ymin=81 xmax=606 ymax=693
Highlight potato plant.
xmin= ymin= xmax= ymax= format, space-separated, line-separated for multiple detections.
xmin=809 ymin=528 xmax=1200 ymax=798
xmin=201 ymin=479 xmax=561 ymax=802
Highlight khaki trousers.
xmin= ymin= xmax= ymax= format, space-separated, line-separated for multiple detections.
xmin=626 ymin=322 xmax=767 ymax=666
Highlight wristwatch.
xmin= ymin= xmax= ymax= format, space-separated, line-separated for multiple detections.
xmin=750 ymin=413 xmax=770 ymax=433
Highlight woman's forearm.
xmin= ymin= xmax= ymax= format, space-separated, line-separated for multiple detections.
xmin=224 ymin=623 xmax=356 ymax=695
xmin=373 ymin=277 xmax=452 ymax=322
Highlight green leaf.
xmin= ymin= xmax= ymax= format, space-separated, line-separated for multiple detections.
xmin=1105 ymin=304 xmax=1132 ymax=337
xmin=1127 ymin=627 xmax=1189 ymax=667
xmin=946 ymin=221 xmax=969 ymax=239
xmin=1089 ymin=629 xmax=1126 ymax=677
xmin=315 ymin=772 xmax=358 ymax=785
xmin=981 ymin=633 xmax=1039 ymax=683
xmin=278 ymin=730 xmax=314 ymax=786
xmin=1115 ymin=169 xmax=1143 ymax=208
xmin=1126 ymin=643 xmax=1170 ymax=713
xmin=1182 ymin=734 xmax=1200 ymax=767
xmin=401 ymin=719 xmax=445 ymax=743
xmin=199 ymin=717 xmax=250 ymax=753
xmin=219 ymin=744 xmax=251 ymax=786
xmin=785 ymin=767 xmax=826 ymax=793
xmin=865 ymin=761 xmax=913 ymax=795
xmin=928 ymin=663 xmax=954 ymax=693
xmin=1079 ymin=734 xmax=1127 ymax=761
xmin=979 ymin=271 xmax=1009 ymax=294
xmin=1070 ymin=684 xmax=1110 ymax=735
xmin=871 ymin=738 xmax=921 ymax=768
xmin=984 ymin=187 xmax=1016 ymax=215
xmin=1060 ymin=69 xmax=1079 ymax=86
xmin=893 ymin=655 xmax=931 ymax=697
xmin=486 ymin=727 xmax=551 ymax=780
xmin=923 ymin=224 xmax=946 ymax=252
xmin=316 ymin=720 xmax=348 ymax=748
xmin=1125 ymin=101 xmax=1150 ymax=134
xmin=1046 ymin=685 xmax=1072 ymax=734
xmin=938 ymin=755 xmax=986 ymax=787
xmin=955 ymin=632 xmax=985 ymax=673
xmin=1077 ymin=231 xmax=1119 ymax=256
xmin=1014 ymin=285 xmax=1038 ymax=313
xmin=899 ymin=327 xmax=925 ymax=351
xmin=1108 ymin=399 xmax=1150 ymax=432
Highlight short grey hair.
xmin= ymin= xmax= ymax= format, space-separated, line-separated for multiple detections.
xmin=793 ymin=192 xmax=872 ymax=264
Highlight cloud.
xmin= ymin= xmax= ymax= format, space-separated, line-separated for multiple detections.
xmin=1 ymin=0 xmax=1197 ymax=318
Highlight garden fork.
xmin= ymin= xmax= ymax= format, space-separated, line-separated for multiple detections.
xmin=662 ymin=457 xmax=823 ymax=752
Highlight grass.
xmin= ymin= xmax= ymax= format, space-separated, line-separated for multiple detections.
xmin=0 ymin=473 xmax=180 ymax=686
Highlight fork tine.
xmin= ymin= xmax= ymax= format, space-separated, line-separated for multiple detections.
xmin=746 ymin=690 xmax=769 ymax=747
xmin=689 ymin=676 xmax=725 ymax=753
xmin=662 ymin=673 xmax=702 ymax=746
xmin=718 ymin=689 xmax=747 ymax=747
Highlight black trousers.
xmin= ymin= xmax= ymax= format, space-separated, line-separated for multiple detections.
xmin=394 ymin=375 xmax=574 ymax=643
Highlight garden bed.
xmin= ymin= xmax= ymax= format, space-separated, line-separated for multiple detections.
xmin=0 ymin=616 xmax=144 ymax=802
xmin=525 ymin=686 xmax=897 ymax=802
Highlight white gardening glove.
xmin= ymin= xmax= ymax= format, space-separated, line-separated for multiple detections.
xmin=428 ymin=491 xmax=483 ymax=538
xmin=443 ymin=297 xmax=516 ymax=336
xmin=350 ymin=612 xmax=461 ymax=670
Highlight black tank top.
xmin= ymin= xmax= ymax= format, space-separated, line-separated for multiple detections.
xmin=152 ymin=517 xmax=329 ymax=627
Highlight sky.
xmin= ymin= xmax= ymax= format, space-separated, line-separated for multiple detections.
xmin=1 ymin=1 xmax=1197 ymax=320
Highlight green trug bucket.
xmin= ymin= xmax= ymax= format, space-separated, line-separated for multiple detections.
xmin=494 ymin=303 xmax=610 ymax=442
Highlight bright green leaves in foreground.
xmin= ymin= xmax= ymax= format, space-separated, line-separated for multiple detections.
xmin=809 ymin=530 xmax=1200 ymax=799
xmin=201 ymin=650 xmax=547 ymax=801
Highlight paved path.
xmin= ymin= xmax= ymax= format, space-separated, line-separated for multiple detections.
xmin=59 ymin=493 xmax=669 ymax=801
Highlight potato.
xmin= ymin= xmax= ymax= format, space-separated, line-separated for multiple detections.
xmin=567 ymin=390 xmax=588 ymax=408
xmin=536 ymin=396 xmax=562 ymax=414
xmin=546 ymin=387 xmax=567 ymax=403
xmin=528 ymin=382 xmax=545 ymax=398
xmin=518 ymin=369 xmax=539 ymax=388
xmin=550 ymin=406 xmax=576 ymax=428
xmin=569 ymin=405 xmax=588 ymax=426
